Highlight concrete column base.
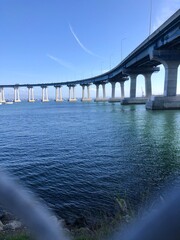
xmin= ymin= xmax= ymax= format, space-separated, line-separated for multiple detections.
xmin=14 ymin=100 xmax=21 ymax=103
xmin=69 ymin=98 xmax=77 ymax=102
xmin=108 ymin=98 xmax=122 ymax=102
xmin=55 ymin=99 xmax=63 ymax=102
xmin=28 ymin=100 xmax=35 ymax=102
xmin=121 ymin=97 xmax=148 ymax=105
xmin=41 ymin=100 xmax=49 ymax=102
xmin=5 ymin=101 xmax=13 ymax=104
xmin=94 ymin=98 xmax=108 ymax=102
xmin=146 ymin=96 xmax=180 ymax=110
xmin=81 ymin=98 xmax=92 ymax=102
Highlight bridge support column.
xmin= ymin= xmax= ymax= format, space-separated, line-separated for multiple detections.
xmin=73 ymin=86 xmax=75 ymax=99
xmin=82 ymin=85 xmax=85 ymax=100
xmin=28 ymin=87 xmax=35 ymax=102
xmin=87 ymin=85 xmax=91 ymax=100
xmin=120 ymin=81 xmax=125 ymax=98
xmin=0 ymin=88 xmax=5 ymax=103
xmin=121 ymin=68 xmax=158 ymax=105
xmin=143 ymin=73 xmax=152 ymax=98
xmin=14 ymin=87 xmax=21 ymax=102
xmin=102 ymin=83 xmax=106 ymax=99
xmin=122 ymin=73 xmax=146 ymax=104
xmin=108 ymin=82 xmax=116 ymax=102
xmin=41 ymin=86 xmax=49 ymax=102
xmin=111 ymin=82 xmax=115 ymax=98
xmin=109 ymin=77 xmax=128 ymax=102
xmin=59 ymin=87 xmax=63 ymax=101
xmin=95 ymin=84 xmax=100 ymax=101
xmin=96 ymin=84 xmax=99 ymax=99
xmin=94 ymin=83 xmax=108 ymax=102
xmin=68 ymin=86 xmax=71 ymax=101
xmin=130 ymin=74 xmax=137 ymax=98
xmin=55 ymin=86 xmax=63 ymax=102
xmin=146 ymin=50 xmax=180 ymax=110
xmin=68 ymin=85 xmax=77 ymax=102
xmin=81 ymin=84 xmax=92 ymax=102
xmin=163 ymin=61 xmax=179 ymax=97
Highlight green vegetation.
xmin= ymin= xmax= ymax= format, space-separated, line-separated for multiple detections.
xmin=0 ymin=197 xmax=134 ymax=240
xmin=0 ymin=233 xmax=30 ymax=240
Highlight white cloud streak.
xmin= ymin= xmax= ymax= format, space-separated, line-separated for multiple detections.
xmin=47 ymin=54 xmax=74 ymax=70
xmin=152 ymin=0 xmax=180 ymax=31
xmin=69 ymin=24 xmax=101 ymax=58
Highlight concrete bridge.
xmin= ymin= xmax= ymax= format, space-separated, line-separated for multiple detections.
xmin=0 ymin=10 xmax=179 ymax=109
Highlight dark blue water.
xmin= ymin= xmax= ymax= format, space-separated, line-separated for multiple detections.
xmin=0 ymin=102 xmax=180 ymax=224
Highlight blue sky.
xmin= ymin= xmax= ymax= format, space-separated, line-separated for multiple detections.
xmin=0 ymin=0 xmax=179 ymax=99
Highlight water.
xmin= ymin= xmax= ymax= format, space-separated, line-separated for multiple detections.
xmin=0 ymin=101 xmax=180 ymax=225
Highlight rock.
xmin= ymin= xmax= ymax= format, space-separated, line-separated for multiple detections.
xmin=124 ymin=214 xmax=131 ymax=223
xmin=116 ymin=198 xmax=128 ymax=214
xmin=0 ymin=212 xmax=15 ymax=224
xmin=4 ymin=220 xmax=22 ymax=231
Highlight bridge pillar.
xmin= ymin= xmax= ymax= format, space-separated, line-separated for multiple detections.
xmin=87 ymin=85 xmax=91 ymax=100
xmin=130 ymin=74 xmax=137 ymax=98
xmin=41 ymin=86 xmax=49 ymax=102
xmin=14 ymin=87 xmax=21 ymax=103
xmin=143 ymin=73 xmax=152 ymax=98
xmin=146 ymin=50 xmax=180 ymax=110
xmin=122 ymin=74 xmax=146 ymax=104
xmin=95 ymin=84 xmax=100 ymax=100
xmin=73 ymin=86 xmax=75 ymax=99
xmin=120 ymin=81 xmax=125 ymax=98
xmin=0 ymin=88 xmax=5 ymax=103
xmin=68 ymin=85 xmax=77 ymax=102
xmin=0 ymin=88 xmax=2 ymax=103
xmin=109 ymin=76 xmax=128 ymax=102
xmin=102 ymin=83 xmax=106 ymax=99
xmin=82 ymin=85 xmax=85 ymax=100
xmin=111 ymin=82 xmax=116 ymax=99
xmin=108 ymin=81 xmax=120 ymax=102
xmin=121 ymin=67 xmax=159 ymax=105
xmin=60 ymin=87 xmax=62 ymax=101
xmin=68 ymin=86 xmax=71 ymax=101
xmin=163 ymin=61 xmax=179 ymax=97
xmin=28 ymin=87 xmax=35 ymax=102
xmin=81 ymin=84 xmax=92 ymax=102
xmin=55 ymin=86 xmax=63 ymax=102
xmin=94 ymin=83 xmax=108 ymax=102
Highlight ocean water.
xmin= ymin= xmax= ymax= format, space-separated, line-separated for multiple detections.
xmin=0 ymin=101 xmax=180 ymax=224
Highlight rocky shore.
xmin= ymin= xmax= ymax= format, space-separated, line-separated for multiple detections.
xmin=0 ymin=198 xmax=132 ymax=240
xmin=0 ymin=210 xmax=23 ymax=232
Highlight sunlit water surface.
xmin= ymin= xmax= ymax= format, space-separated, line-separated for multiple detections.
xmin=0 ymin=102 xmax=180 ymax=224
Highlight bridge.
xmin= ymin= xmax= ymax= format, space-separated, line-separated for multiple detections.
xmin=0 ymin=10 xmax=179 ymax=109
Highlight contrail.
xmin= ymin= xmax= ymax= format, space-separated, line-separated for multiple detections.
xmin=47 ymin=54 xmax=74 ymax=70
xmin=69 ymin=24 xmax=101 ymax=58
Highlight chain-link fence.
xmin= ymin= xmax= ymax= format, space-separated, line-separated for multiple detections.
xmin=0 ymin=171 xmax=180 ymax=240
